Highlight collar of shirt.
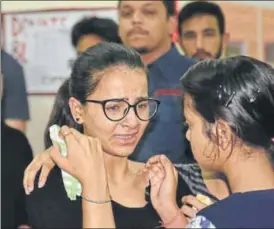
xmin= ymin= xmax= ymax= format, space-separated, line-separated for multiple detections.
xmin=147 ymin=43 xmax=178 ymax=67
xmin=148 ymin=44 xmax=196 ymax=80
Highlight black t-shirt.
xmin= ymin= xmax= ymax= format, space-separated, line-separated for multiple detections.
xmin=1 ymin=122 xmax=33 ymax=228
xmin=27 ymin=166 xmax=192 ymax=228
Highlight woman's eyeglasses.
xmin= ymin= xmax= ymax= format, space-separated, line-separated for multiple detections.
xmin=85 ymin=98 xmax=160 ymax=121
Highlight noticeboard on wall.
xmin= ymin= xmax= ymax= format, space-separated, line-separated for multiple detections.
xmin=2 ymin=8 xmax=118 ymax=94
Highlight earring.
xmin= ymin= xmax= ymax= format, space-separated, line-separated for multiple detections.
xmin=75 ymin=117 xmax=79 ymax=122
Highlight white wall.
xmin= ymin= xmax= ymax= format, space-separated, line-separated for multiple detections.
xmin=2 ymin=1 xmax=118 ymax=155
xmin=177 ymin=0 xmax=274 ymax=9
xmin=224 ymin=1 xmax=274 ymax=9
xmin=1 ymin=1 xmax=118 ymax=12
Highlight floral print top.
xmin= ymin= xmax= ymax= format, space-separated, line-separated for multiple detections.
xmin=186 ymin=215 xmax=216 ymax=228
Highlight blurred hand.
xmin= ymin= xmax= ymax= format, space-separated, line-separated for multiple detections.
xmin=18 ymin=224 xmax=31 ymax=229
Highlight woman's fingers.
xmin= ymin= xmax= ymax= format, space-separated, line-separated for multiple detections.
xmin=148 ymin=163 xmax=165 ymax=186
xmin=158 ymin=155 xmax=176 ymax=182
xmin=149 ymin=163 xmax=165 ymax=201
xmin=60 ymin=126 xmax=82 ymax=159
xmin=181 ymin=204 xmax=198 ymax=218
xmin=60 ymin=126 xmax=77 ymax=145
xmin=146 ymin=155 xmax=162 ymax=166
xmin=24 ymin=157 xmax=41 ymax=194
xmin=23 ymin=148 xmax=54 ymax=194
xmin=182 ymin=195 xmax=207 ymax=211
xmin=70 ymin=128 xmax=84 ymax=143
xmin=50 ymin=145 xmax=71 ymax=174
xmin=38 ymin=159 xmax=54 ymax=188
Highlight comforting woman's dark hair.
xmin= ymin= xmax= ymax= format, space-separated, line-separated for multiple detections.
xmin=181 ymin=56 xmax=274 ymax=156
xmin=44 ymin=42 xmax=146 ymax=148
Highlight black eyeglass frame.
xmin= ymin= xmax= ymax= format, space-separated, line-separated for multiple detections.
xmin=85 ymin=98 xmax=160 ymax=121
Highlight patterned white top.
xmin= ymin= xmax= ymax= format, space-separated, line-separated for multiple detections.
xmin=186 ymin=215 xmax=216 ymax=228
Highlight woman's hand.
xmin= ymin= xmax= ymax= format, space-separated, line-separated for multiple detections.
xmin=181 ymin=195 xmax=208 ymax=222
xmin=23 ymin=147 xmax=55 ymax=195
xmin=51 ymin=126 xmax=109 ymax=198
xmin=144 ymin=155 xmax=179 ymax=221
xmin=48 ymin=127 xmax=114 ymax=228
xmin=144 ymin=155 xmax=188 ymax=228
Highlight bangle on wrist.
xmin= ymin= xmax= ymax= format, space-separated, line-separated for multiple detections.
xmin=81 ymin=180 xmax=112 ymax=204
xmin=81 ymin=194 xmax=112 ymax=204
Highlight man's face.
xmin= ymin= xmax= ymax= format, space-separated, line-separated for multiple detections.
xmin=179 ymin=14 xmax=227 ymax=61
xmin=118 ymin=1 xmax=174 ymax=54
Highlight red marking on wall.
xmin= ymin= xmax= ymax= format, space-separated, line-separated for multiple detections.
xmin=154 ymin=89 xmax=183 ymax=97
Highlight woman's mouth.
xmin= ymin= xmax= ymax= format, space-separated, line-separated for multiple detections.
xmin=114 ymin=133 xmax=138 ymax=145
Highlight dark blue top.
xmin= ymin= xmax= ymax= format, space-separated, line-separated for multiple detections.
xmin=196 ymin=189 xmax=274 ymax=228
xmin=130 ymin=45 xmax=196 ymax=163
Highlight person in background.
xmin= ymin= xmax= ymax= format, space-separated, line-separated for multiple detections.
xmin=71 ymin=17 xmax=121 ymax=55
xmin=1 ymin=73 xmax=33 ymax=229
xmin=177 ymin=1 xmax=229 ymax=61
xmin=118 ymin=0 xmax=195 ymax=163
xmin=1 ymin=49 xmax=30 ymax=132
